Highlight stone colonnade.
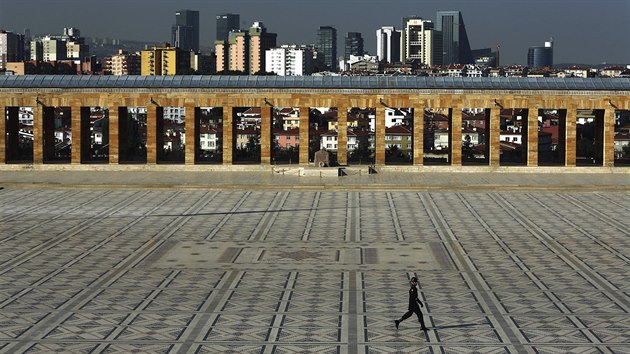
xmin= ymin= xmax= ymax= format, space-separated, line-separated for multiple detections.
xmin=0 ymin=91 xmax=627 ymax=167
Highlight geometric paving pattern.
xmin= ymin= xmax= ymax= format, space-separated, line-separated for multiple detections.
xmin=0 ymin=189 xmax=629 ymax=353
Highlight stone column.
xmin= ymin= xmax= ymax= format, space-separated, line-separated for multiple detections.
xmin=603 ymin=108 xmax=615 ymax=167
xmin=527 ymin=106 xmax=539 ymax=167
xmin=109 ymin=106 xmax=120 ymax=164
xmin=413 ymin=106 xmax=424 ymax=166
xmin=565 ymin=107 xmax=577 ymax=167
xmin=375 ymin=106 xmax=386 ymax=165
xmin=184 ymin=103 xmax=196 ymax=165
xmin=0 ymin=106 xmax=5 ymax=164
xmin=261 ymin=106 xmax=272 ymax=165
xmin=299 ymin=107 xmax=310 ymax=165
xmin=33 ymin=104 xmax=43 ymax=164
xmin=70 ymin=104 xmax=82 ymax=164
xmin=147 ymin=105 xmax=158 ymax=164
xmin=489 ymin=108 xmax=501 ymax=166
xmin=451 ymin=107 xmax=462 ymax=166
xmin=222 ymin=106 xmax=233 ymax=165
xmin=337 ymin=107 xmax=348 ymax=166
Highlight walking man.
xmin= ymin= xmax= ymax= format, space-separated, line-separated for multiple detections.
xmin=394 ymin=276 xmax=428 ymax=331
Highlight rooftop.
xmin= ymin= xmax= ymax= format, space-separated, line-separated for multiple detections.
xmin=1 ymin=75 xmax=630 ymax=91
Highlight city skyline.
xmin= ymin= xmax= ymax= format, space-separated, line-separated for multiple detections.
xmin=1 ymin=0 xmax=629 ymax=65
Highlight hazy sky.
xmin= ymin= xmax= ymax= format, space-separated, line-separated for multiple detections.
xmin=1 ymin=0 xmax=629 ymax=65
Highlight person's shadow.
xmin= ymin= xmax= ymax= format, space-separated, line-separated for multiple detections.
xmin=432 ymin=321 xmax=489 ymax=330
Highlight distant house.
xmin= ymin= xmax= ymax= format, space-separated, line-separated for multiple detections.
xmin=236 ymin=127 xmax=259 ymax=148
xmin=385 ymin=125 xmax=412 ymax=154
xmin=199 ymin=125 xmax=220 ymax=152
xmin=274 ymin=127 xmax=300 ymax=149
xmin=614 ymin=131 xmax=630 ymax=158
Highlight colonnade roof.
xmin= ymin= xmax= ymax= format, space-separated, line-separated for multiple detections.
xmin=1 ymin=75 xmax=630 ymax=91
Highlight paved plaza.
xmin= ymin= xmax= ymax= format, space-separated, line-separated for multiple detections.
xmin=0 ymin=177 xmax=629 ymax=353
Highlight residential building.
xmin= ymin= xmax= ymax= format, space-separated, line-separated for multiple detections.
xmin=316 ymin=26 xmax=337 ymax=71
xmin=190 ymin=52 xmax=216 ymax=74
xmin=217 ymin=22 xmax=277 ymax=74
xmin=228 ymin=30 xmax=249 ymax=73
xmin=472 ymin=48 xmax=498 ymax=67
xmin=215 ymin=40 xmax=228 ymax=72
xmin=600 ymin=66 xmax=626 ymax=78
xmin=385 ymin=108 xmax=412 ymax=127
xmin=106 ymin=49 xmax=141 ymax=75
xmin=344 ymin=32 xmax=364 ymax=60
xmin=563 ymin=66 xmax=591 ymax=78
xmin=385 ymin=125 xmax=412 ymax=154
xmin=172 ymin=9 xmax=199 ymax=52
xmin=39 ymin=36 xmax=67 ymax=61
xmin=66 ymin=40 xmax=89 ymax=60
xmin=339 ymin=54 xmax=379 ymax=73
xmin=435 ymin=11 xmax=474 ymax=65
xmin=274 ymin=127 xmax=300 ymax=149
xmin=401 ymin=18 xmax=442 ymax=65
xmin=266 ymin=45 xmax=314 ymax=76
xmin=248 ymin=22 xmax=277 ymax=75
xmin=0 ymin=31 xmax=25 ymax=70
xmin=141 ymin=44 xmax=191 ymax=75
xmin=527 ymin=38 xmax=553 ymax=68
xmin=504 ymin=65 xmax=528 ymax=77
xmin=216 ymin=13 xmax=240 ymax=43
xmin=30 ymin=41 xmax=43 ymax=61
xmin=376 ymin=26 xmax=401 ymax=63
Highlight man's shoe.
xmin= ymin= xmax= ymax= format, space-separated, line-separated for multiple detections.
xmin=394 ymin=320 xmax=400 ymax=329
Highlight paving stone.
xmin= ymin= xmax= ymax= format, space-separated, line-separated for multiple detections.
xmin=0 ymin=187 xmax=628 ymax=353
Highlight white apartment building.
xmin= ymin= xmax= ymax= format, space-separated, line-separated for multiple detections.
xmin=265 ymin=45 xmax=313 ymax=76
xmin=376 ymin=26 xmax=401 ymax=63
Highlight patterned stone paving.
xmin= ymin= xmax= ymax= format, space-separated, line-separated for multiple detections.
xmin=0 ymin=189 xmax=628 ymax=353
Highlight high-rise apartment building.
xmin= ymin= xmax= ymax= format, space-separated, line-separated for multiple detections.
xmin=215 ymin=40 xmax=228 ymax=72
xmin=216 ymin=14 xmax=240 ymax=43
xmin=344 ymin=32 xmax=364 ymax=60
xmin=527 ymin=39 xmax=553 ymax=68
xmin=376 ymin=26 xmax=401 ymax=63
xmin=141 ymin=44 xmax=191 ymax=75
xmin=228 ymin=30 xmax=249 ymax=73
xmin=436 ymin=11 xmax=473 ymax=65
xmin=316 ymin=26 xmax=337 ymax=71
xmin=106 ymin=49 xmax=141 ymax=75
xmin=215 ymin=22 xmax=277 ymax=74
xmin=249 ymin=22 xmax=277 ymax=75
xmin=0 ymin=31 xmax=25 ymax=69
xmin=401 ymin=18 xmax=442 ymax=66
xmin=172 ymin=9 xmax=199 ymax=52
xmin=266 ymin=45 xmax=314 ymax=76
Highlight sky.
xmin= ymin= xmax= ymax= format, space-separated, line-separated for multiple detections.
xmin=1 ymin=0 xmax=629 ymax=65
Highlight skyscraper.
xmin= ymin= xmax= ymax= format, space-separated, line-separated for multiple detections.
xmin=436 ymin=11 xmax=474 ymax=65
xmin=527 ymin=39 xmax=553 ymax=68
xmin=172 ymin=9 xmax=199 ymax=52
xmin=401 ymin=18 xmax=442 ymax=66
xmin=317 ymin=26 xmax=337 ymax=71
xmin=376 ymin=26 xmax=401 ymax=63
xmin=216 ymin=14 xmax=240 ymax=43
xmin=344 ymin=32 xmax=364 ymax=60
